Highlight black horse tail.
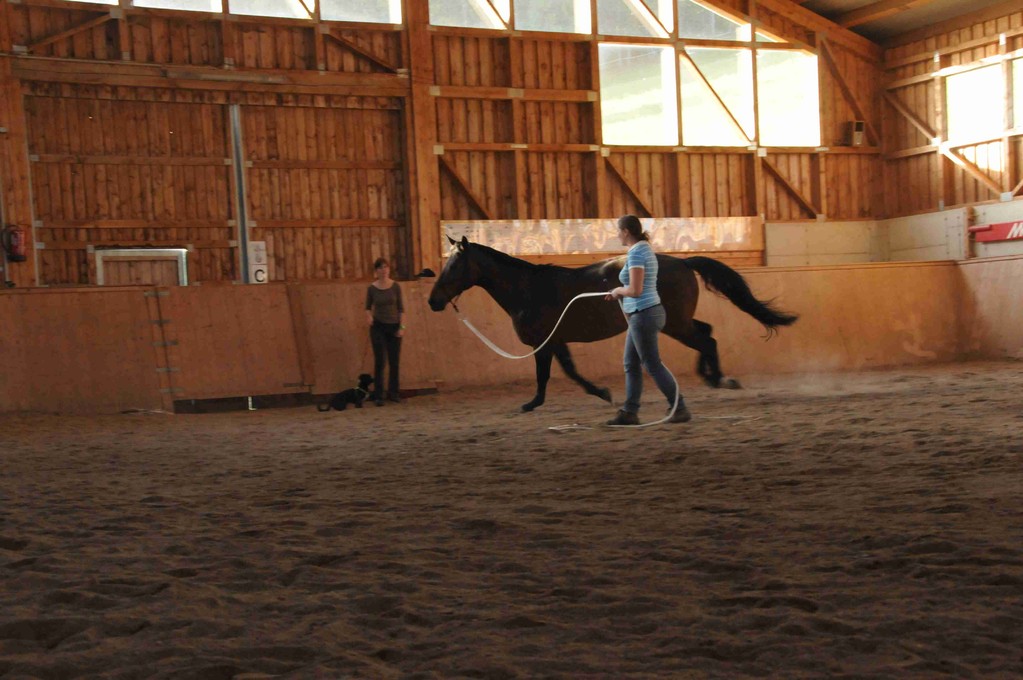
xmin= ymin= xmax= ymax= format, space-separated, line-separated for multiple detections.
xmin=682 ymin=256 xmax=798 ymax=336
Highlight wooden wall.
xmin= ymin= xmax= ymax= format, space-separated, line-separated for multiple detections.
xmin=882 ymin=2 xmax=1023 ymax=216
xmin=9 ymin=257 xmax=1023 ymax=414
xmin=0 ymin=0 xmax=884 ymax=289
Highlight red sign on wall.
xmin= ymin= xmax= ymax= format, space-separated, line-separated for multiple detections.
xmin=968 ymin=221 xmax=1023 ymax=243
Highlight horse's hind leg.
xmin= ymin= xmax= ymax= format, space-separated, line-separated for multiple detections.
xmin=522 ymin=347 xmax=554 ymax=412
xmin=664 ymin=320 xmax=740 ymax=389
xmin=552 ymin=343 xmax=613 ymax=404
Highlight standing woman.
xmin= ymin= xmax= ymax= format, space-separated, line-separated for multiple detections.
xmin=605 ymin=215 xmax=691 ymax=425
xmin=365 ymin=257 xmax=405 ymax=406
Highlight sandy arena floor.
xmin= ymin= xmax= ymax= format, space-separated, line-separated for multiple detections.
xmin=2 ymin=361 xmax=1022 ymax=679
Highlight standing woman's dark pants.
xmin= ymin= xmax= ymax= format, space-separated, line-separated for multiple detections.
xmin=370 ymin=321 xmax=402 ymax=400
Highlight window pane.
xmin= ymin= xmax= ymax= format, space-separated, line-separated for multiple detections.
xmin=599 ymin=44 xmax=678 ymax=145
xmin=429 ymin=0 xmax=505 ymax=28
xmin=136 ymin=0 xmax=218 ymax=9
xmin=321 ymin=0 xmax=402 ymax=23
xmin=515 ymin=0 xmax=591 ymax=34
xmin=678 ymin=0 xmax=749 ymax=41
xmin=1012 ymin=59 xmax=1022 ymax=129
xmin=492 ymin=0 xmax=511 ymax=23
xmin=681 ymin=48 xmax=752 ymax=146
xmin=757 ymin=49 xmax=820 ymax=146
xmin=230 ymin=0 xmax=310 ymax=18
xmin=598 ymin=0 xmax=672 ymax=38
xmin=946 ymin=65 xmax=1004 ymax=142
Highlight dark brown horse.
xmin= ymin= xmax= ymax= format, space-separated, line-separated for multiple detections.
xmin=428 ymin=236 xmax=797 ymax=412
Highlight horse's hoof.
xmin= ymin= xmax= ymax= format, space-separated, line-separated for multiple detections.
xmin=521 ymin=401 xmax=541 ymax=412
xmin=721 ymin=377 xmax=742 ymax=389
xmin=595 ymin=387 xmax=613 ymax=404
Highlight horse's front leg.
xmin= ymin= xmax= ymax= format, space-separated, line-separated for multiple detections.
xmin=522 ymin=347 xmax=554 ymax=412
xmin=552 ymin=344 xmax=612 ymax=404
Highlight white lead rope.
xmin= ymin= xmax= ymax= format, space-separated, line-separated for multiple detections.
xmin=451 ymin=290 xmax=681 ymax=428
xmin=454 ymin=291 xmax=607 ymax=359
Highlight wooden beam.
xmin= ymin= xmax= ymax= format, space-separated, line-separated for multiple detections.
xmin=604 ymin=156 xmax=654 ymax=217
xmin=941 ymin=147 xmax=1002 ymax=197
xmin=882 ymin=91 xmax=936 ymax=141
xmin=324 ymin=29 xmax=398 ymax=73
xmin=27 ymin=12 xmax=113 ymax=52
xmin=313 ymin=0 xmax=325 ymax=70
xmin=885 ymin=144 xmax=937 ymax=159
xmin=837 ymin=0 xmax=936 ymax=30
xmin=439 ymin=142 xmax=598 ymax=153
xmin=12 ymin=58 xmax=410 ymax=96
xmin=0 ymin=2 xmax=11 ymax=53
xmin=405 ymin=0 xmax=441 ymax=274
xmin=1012 ymin=176 xmax=1023 ymax=197
xmin=0 ymin=58 xmax=38 ymax=287
xmin=761 ymin=156 xmax=819 ymax=217
xmin=253 ymin=219 xmax=403 ymax=228
xmin=438 ymin=156 xmax=493 ymax=220
xmin=819 ymin=38 xmax=879 ymax=146
xmin=429 ymin=85 xmax=597 ymax=103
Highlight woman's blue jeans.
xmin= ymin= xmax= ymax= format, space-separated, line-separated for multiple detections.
xmin=622 ymin=304 xmax=679 ymax=415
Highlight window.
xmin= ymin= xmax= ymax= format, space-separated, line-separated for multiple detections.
xmin=515 ymin=0 xmax=591 ymax=34
xmin=598 ymin=0 xmax=672 ymax=38
xmin=229 ymin=0 xmax=311 ymax=19
xmin=429 ymin=0 xmax=507 ymax=29
xmin=599 ymin=44 xmax=679 ymax=145
xmin=945 ymin=65 xmax=1004 ymax=143
xmin=680 ymin=48 xmax=753 ymax=146
xmin=678 ymin=0 xmax=750 ymax=41
xmin=320 ymin=0 xmax=402 ymax=23
xmin=135 ymin=0 xmax=218 ymax=10
xmin=757 ymin=49 xmax=820 ymax=146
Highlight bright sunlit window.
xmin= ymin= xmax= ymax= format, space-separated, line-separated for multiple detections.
xmin=230 ymin=0 xmax=311 ymax=19
xmin=515 ymin=0 xmax=590 ymax=32
xmin=757 ymin=49 xmax=820 ymax=146
xmin=680 ymin=48 xmax=753 ymax=146
xmin=946 ymin=65 xmax=1005 ymax=143
xmin=429 ymin=0 xmax=507 ymax=28
xmin=598 ymin=0 xmax=673 ymax=38
xmin=135 ymin=0 xmax=217 ymax=10
xmin=678 ymin=0 xmax=750 ymax=41
xmin=320 ymin=0 xmax=402 ymax=23
xmin=599 ymin=44 xmax=679 ymax=145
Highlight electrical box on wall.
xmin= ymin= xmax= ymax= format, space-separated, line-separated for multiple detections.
xmin=845 ymin=120 xmax=865 ymax=147
xmin=247 ymin=241 xmax=268 ymax=284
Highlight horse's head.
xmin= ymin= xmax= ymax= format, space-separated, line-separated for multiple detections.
xmin=428 ymin=235 xmax=479 ymax=311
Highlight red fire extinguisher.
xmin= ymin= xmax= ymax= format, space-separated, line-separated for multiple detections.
xmin=1 ymin=225 xmax=27 ymax=263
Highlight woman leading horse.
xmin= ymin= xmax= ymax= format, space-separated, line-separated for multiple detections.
xmin=427 ymin=229 xmax=797 ymax=413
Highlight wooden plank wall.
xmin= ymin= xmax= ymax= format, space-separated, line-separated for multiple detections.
xmin=13 ymin=257 xmax=1023 ymax=414
xmin=882 ymin=4 xmax=1023 ymax=216
xmin=0 ymin=0 xmax=883 ymax=289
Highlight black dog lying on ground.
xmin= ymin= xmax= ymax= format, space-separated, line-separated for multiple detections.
xmin=318 ymin=373 xmax=374 ymax=412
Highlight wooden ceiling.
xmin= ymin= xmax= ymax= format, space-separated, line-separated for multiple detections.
xmin=798 ymin=0 xmax=1016 ymax=44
